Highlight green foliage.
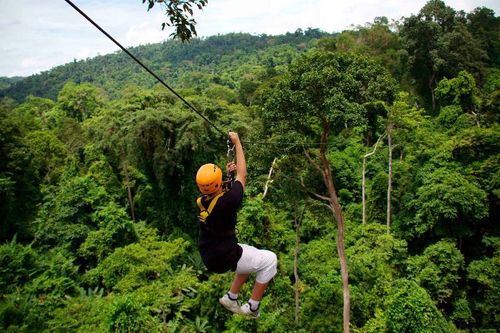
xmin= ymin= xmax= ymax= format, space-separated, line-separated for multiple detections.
xmin=79 ymin=202 xmax=138 ymax=264
xmin=27 ymin=248 xmax=79 ymax=299
xmin=263 ymin=50 xmax=396 ymax=139
xmin=400 ymin=0 xmax=489 ymax=108
xmin=0 ymin=3 xmax=498 ymax=331
xmin=237 ymin=197 xmax=293 ymax=252
xmin=467 ymin=7 xmax=500 ymax=66
xmin=108 ymin=295 xmax=159 ymax=333
xmin=47 ymin=288 xmax=109 ymax=332
xmin=143 ymin=0 xmax=208 ymax=42
xmin=0 ymin=97 xmax=49 ymax=241
xmin=34 ymin=173 xmax=109 ymax=251
xmin=411 ymin=168 xmax=488 ymax=237
xmin=0 ymin=32 xmax=331 ymax=102
xmin=347 ymin=223 xmax=407 ymax=326
xmin=385 ymin=279 xmax=450 ymax=333
xmin=21 ymin=130 xmax=69 ymax=184
xmin=467 ymin=237 xmax=500 ymax=330
xmin=435 ymin=71 xmax=481 ymax=112
xmin=57 ymin=82 xmax=106 ymax=121
xmin=85 ymin=225 xmax=191 ymax=292
xmin=436 ymin=105 xmax=464 ymax=128
xmin=406 ymin=240 xmax=464 ymax=305
xmin=0 ymin=240 xmax=37 ymax=293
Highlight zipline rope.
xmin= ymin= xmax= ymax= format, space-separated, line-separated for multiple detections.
xmin=64 ymin=0 xmax=226 ymax=138
xmin=64 ymin=0 xmax=327 ymax=148
xmin=241 ymin=140 xmax=326 ymax=146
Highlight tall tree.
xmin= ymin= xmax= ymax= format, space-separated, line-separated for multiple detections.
xmin=263 ymin=50 xmax=396 ymax=332
xmin=466 ymin=7 xmax=500 ymax=67
xmin=400 ymin=0 xmax=487 ymax=110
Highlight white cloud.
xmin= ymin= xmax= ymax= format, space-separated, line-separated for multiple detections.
xmin=14 ymin=57 xmax=55 ymax=77
xmin=76 ymin=47 xmax=94 ymax=60
xmin=196 ymin=0 xmax=499 ymax=36
xmin=125 ymin=12 xmax=166 ymax=46
xmin=0 ymin=0 xmax=498 ymax=77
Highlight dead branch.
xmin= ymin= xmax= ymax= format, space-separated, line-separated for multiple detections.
xmin=262 ymin=157 xmax=277 ymax=199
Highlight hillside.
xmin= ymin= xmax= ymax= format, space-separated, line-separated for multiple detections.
xmin=0 ymin=29 xmax=331 ymax=102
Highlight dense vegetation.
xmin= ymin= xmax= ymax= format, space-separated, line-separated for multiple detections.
xmin=0 ymin=29 xmax=329 ymax=103
xmin=0 ymin=1 xmax=498 ymax=332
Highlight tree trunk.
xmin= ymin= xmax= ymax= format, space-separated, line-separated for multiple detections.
xmin=362 ymin=134 xmax=385 ymax=225
xmin=294 ymin=205 xmax=305 ymax=325
xmin=362 ymin=157 xmax=367 ymax=225
xmin=429 ymin=72 xmax=436 ymax=111
xmin=317 ymin=122 xmax=350 ymax=333
xmin=123 ymin=158 xmax=136 ymax=222
xmin=387 ymin=129 xmax=392 ymax=234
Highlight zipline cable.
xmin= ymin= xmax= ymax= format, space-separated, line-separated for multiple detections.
xmin=64 ymin=0 xmax=226 ymax=138
xmin=241 ymin=141 xmax=326 ymax=146
xmin=65 ymin=0 xmax=328 ymax=148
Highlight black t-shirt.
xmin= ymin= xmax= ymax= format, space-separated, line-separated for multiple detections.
xmin=197 ymin=181 xmax=244 ymax=273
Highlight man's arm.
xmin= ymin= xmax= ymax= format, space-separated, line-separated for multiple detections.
xmin=228 ymin=132 xmax=246 ymax=188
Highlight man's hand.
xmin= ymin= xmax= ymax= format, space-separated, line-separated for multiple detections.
xmin=228 ymin=132 xmax=240 ymax=145
xmin=226 ymin=161 xmax=237 ymax=174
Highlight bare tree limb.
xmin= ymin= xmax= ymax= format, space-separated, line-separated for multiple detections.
xmin=299 ymin=177 xmax=331 ymax=202
xmin=304 ymin=149 xmax=323 ymax=175
xmin=262 ymin=157 xmax=277 ymax=199
xmin=362 ymin=133 xmax=386 ymax=224
xmin=363 ymin=133 xmax=386 ymax=159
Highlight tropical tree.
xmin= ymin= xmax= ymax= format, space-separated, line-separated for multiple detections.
xmin=262 ymin=50 xmax=396 ymax=332
xmin=400 ymin=0 xmax=488 ymax=109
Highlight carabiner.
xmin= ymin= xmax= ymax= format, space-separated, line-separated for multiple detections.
xmin=225 ymin=135 xmax=236 ymax=189
xmin=227 ymin=138 xmax=235 ymax=162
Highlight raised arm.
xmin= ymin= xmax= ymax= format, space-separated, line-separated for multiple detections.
xmin=228 ymin=132 xmax=246 ymax=188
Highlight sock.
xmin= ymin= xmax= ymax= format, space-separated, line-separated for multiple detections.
xmin=248 ymin=298 xmax=260 ymax=311
xmin=227 ymin=291 xmax=238 ymax=301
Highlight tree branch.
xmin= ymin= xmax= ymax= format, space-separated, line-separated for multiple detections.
xmin=300 ymin=176 xmax=331 ymax=202
xmin=304 ymin=149 xmax=323 ymax=175
xmin=364 ymin=133 xmax=386 ymax=159
xmin=262 ymin=157 xmax=277 ymax=199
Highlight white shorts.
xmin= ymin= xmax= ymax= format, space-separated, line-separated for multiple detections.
xmin=235 ymin=244 xmax=277 ymax=284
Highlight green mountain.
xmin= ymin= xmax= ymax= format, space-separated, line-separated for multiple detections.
xmin=0 ymin=29 xmax=331 ymax=102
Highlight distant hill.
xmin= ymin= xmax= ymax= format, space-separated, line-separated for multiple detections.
xmin=0 ymin=29 xmax=332 ymax=102
xmin=0 ymin=76 xmax=24 ymax=91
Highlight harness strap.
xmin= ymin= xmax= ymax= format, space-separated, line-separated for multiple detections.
xmin=197 ymin=192 xmax=225 ymax=224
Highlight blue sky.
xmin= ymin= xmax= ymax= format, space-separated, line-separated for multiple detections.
xmin=0 ymin=0 xmax=498 ymax=77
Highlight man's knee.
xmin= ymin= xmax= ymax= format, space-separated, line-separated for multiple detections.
xmin=264 ymin=251 xmax=278 ymax=280
xmin=269 ymin=251 xmax=277 ymax=268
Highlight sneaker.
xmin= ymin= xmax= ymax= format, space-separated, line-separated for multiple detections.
xmin=219 ymin=293 xmax=242 ymax=314
xmin=240 ymin=302 xmax=260 ymax=319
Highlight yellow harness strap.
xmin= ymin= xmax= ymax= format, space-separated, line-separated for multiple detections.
xmin=197 ymin=192 xmax=225 ymax=224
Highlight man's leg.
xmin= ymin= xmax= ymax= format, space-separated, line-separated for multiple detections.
xmin=250 ymin=281 xmax=268 ymax=301
xmin=241 ymin=250 xmax=277 ymax=317
xmin=230 ymin=273 xmax=250 ymax=294
xmin=220 ymin=273 xmax=250 ymax=314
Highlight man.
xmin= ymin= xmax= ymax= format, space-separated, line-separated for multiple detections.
xmin=195 ymin=132 xmax=277 ymax=318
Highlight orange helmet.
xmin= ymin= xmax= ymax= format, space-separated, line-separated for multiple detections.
xmin=196 ymin=163 xmax=223 ymax=194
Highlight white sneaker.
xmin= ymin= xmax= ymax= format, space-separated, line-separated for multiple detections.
xmin=219 ymin=294 xmax=242 ymax=314
xmin=240 ymin=302 xmax=260 ymax=319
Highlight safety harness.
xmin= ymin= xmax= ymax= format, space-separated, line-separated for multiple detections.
xmin=196 ymin=135 xmax=235 ymax=225
xmin=197 ymin=192 xmax=225 ymax=224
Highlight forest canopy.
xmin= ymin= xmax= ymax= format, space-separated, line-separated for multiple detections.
xmin=0 ymin=0 xmax=499 ymax=332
